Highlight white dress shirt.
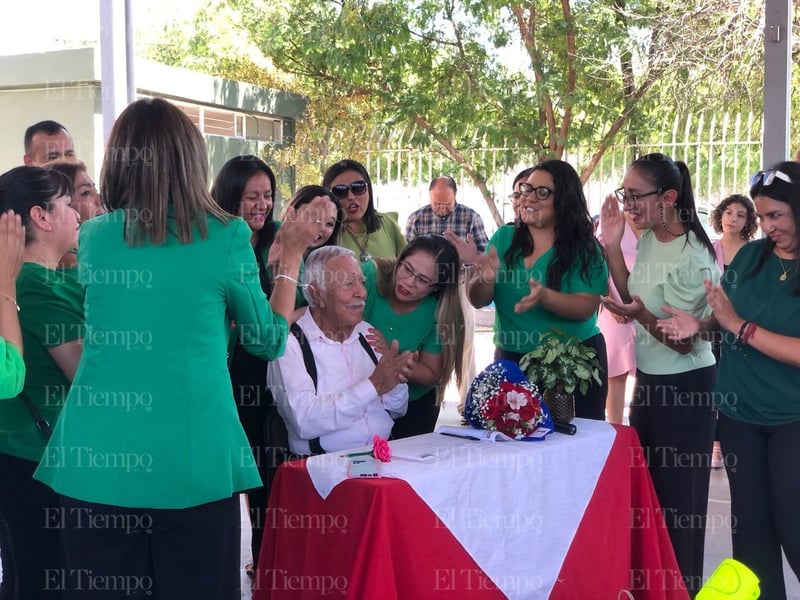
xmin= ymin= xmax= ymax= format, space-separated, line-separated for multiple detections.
xmin=267 ymin=310 xmax=408 ymax=455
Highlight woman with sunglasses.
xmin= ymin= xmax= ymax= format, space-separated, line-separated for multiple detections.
xmin=322 ymin=159 xmax=406 ymax=261
xmin=600 ymin=153 xmax=719 ymax=596
xmin=464 ymin=159 xmax=608 ymax=418
xmin=658 ymin=162 xmax=800 ymax=598
xmin=363 ymin=235 xmax=465 ymax=438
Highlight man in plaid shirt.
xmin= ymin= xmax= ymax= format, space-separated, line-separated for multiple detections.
xmin=405 ymin=175 xmax=489 ymax=253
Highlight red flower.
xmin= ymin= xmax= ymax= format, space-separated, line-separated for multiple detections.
xmin=372 ymin=435 xmax=392 ymax=462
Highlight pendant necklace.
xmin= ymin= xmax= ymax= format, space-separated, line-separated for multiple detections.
xmin=23 ymin=250 xmax=56 ymax=269
xmin=344 ymin=223 xmax=372 ymax=262
xmin=778 ymin=256 xmax=796 ymax=281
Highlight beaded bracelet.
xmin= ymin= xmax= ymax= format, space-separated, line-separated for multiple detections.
xmin=0 ymin=293 xmax=19 ymax=312
xmin=736 ymin=321 xmax=750 ymax=344
xmin=741 ymin=322 xmax=757 ymax=346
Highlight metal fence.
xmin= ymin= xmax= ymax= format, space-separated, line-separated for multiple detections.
xmin=362 ymin=112 xmax=764 ymax=230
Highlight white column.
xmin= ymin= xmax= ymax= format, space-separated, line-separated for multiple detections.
xmin=762 ymin=0 xmax=792 ymax=167
xmin=99 ymin=0 xmax=135 ymax=142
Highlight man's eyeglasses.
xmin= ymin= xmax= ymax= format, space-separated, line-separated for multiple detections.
xmin=750 ymin=169 xmax=792 ymax=187
xmin=518 ymin=183 xmax=555 ymax=200
xmin=397 ymin=260 xmax=434 ymax=287
xmin=329 ymin=180 xmax=368 ymax=200
xmin=614 ymin=188 xmax=662 ymax=204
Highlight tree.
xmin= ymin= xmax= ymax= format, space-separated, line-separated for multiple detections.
xmin=218 ymin=0 xmax=764 ymax=225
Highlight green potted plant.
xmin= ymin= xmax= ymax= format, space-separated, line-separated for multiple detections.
xmin=519 ymin=332 xmax=603 ymax=424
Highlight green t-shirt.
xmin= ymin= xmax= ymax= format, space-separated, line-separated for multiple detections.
xmin=339 ymin=213 xmax=407 ymax=260
xmin=361 ymin=260 xmax=441 ymax=401
xmin=488 ymin=225 xmax=607 ymax=353
xmin=716 ymin=239 xmax=800 ymax=424
xmin=1 ymin=263 xmax=84 ymax=461
xmin=0 ymin=339 xmax=25 ymax=401
xmin=628 ymin=230 xmax=719 ymax=375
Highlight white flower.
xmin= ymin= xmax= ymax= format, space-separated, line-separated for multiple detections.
xmin=505 ymin=390 xmax=528 ymax=411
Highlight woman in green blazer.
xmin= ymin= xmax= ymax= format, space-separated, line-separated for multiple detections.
xmin=34 ymin=98 xmax=325 ymax=599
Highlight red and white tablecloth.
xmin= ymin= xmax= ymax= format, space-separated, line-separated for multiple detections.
xmin=254 ymin=421 xmax=688 ymax=599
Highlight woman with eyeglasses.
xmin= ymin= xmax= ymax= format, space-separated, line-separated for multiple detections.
xmin=363 ymin=235 xmax=465 ymax=438
xmin=600 ymin=152 xmax=719 ymax=596
xmin=464 ymin=159 xmax=608 ymax=419
xmin=322 ymin=159 xmax=406 ymax=261
xmin=657 ymin=162 xmax=800 ymax=598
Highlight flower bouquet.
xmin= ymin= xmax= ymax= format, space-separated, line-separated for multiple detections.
xmin=465 ymin=360 xmax=553 ymax=440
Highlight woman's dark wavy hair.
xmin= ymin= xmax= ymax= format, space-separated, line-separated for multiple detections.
xmin=629 ymin=153 xmax=715 ymax=259
xmin=710 ymin=194 xmax=758 ymax=240
xmin=0 ymin=166 xmax=74 ymax=244
xmin=321 ymin=159 xmax=381 ymax=234
xmin=211 ymin=154 xmax=278 ymax=252
xmin=505 ymin=160 xmax=603 ymax=290
xmin=285 ymin=185 xmax=343 ymax=249
xmin=749 ymin=160 xmax=800 ymax=295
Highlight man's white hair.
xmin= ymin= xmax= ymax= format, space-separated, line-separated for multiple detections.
xmin=301 ymin=245 xmax=358 ymax=307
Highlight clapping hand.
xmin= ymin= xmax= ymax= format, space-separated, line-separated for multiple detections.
xmin=0 ymin=211 xmax=25 ymax=290
xmin=704 ymin=279 xmax=741 ymax=333
xmin=656 ymin=306 xmax=700 ymax=341
xmin=368 ymin=339 xmax=416 ymax=395
xmin=600 ymin=294 xmax=646 ymax=321
xmin=443 ymin=231 xmax=480 ymax=266
xmin=514 ymin=277 xmax=546 ymax=313
xmin=470 ymin=246 xmax=500 ymax=285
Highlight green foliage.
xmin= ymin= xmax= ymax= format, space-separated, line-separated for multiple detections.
xmin=519 ymin=332 xmax=603 ymax=396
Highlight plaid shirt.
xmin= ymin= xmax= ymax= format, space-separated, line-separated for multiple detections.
xmin=405 ymin=203 xmax=489 ymax=253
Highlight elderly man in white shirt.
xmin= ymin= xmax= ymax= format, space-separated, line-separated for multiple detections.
xmin=268 ymin=246 xmax=415 ymax=455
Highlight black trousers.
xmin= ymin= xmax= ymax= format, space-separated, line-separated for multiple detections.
xmin=392 ymin=387 xmax=440 ymax=439
xmin=58 ymin=494 xmax=240 ymax=600
xmin=494 ymin=333 xmax=609 ymax=421
xmin=0 ymin=452 xmax=63 ymax=599
xmin=717 ymin=412 xmax=800 ymax=600
xmin=630 ymin=366 xmax=716 ymax=596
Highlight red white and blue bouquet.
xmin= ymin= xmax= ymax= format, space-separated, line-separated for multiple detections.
xmin=465 ymin=360 xmax=553 ymax=440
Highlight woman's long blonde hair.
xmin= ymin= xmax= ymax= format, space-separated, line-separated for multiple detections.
xmin=374 ymin=235 xmax=465 ymax=388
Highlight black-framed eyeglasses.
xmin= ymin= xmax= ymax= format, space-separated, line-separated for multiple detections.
xmin=508 ymin=192 xmax=521 ymax=202
xmin=397 ymin=260 xmax=435 ymax=287
xmin=750 ymin=169 xmax=792 ymax=187
xmin=329 ymin=180 xmax=368 ymax=200
xmin=518 ymin=183 xmax=554 ymax=200
xmin=614 ymin=187 xmax=662 ymax=204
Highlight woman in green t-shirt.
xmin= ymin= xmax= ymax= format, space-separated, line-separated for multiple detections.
xmin=363 ymin=234 xmax=465 ymax=438
xmin=0 ymin=166 xmax=83 ymax=600
xmin=465 ymin=159 xmax=608 ymax=420
xmin=658 ymin=161 xmax=800 ymax=599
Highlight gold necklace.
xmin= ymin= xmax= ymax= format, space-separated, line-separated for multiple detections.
xmin=778 ymin=256 xmax=796 ymax=281
xmin=23 ymin=250 xmax=56 ymax=269
xmin=343 ymin=223 xmax=372 ymax=262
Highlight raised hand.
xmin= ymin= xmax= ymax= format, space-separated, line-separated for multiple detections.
xmin=0 ymin=211 xmax=25 ymax=292
xmin=279 ymin=196 xmax=333 ymax=258
xmin=443 ymin=231 xmax=480 ymax=265
xmin=471 ymin=246 xmax=500 ymax=285
xmin=600 ymin=193 xmax=625 ymax=248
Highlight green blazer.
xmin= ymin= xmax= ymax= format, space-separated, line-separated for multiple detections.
xmin=35 ymin=212 xmax=288 ymax=509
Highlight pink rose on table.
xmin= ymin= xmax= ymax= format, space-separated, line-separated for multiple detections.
xmin=372 ymin=435 xmax=392 ymax=462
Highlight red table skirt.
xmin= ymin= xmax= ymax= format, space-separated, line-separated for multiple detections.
xmin=254 ymin=425 xmax=688 ymax=599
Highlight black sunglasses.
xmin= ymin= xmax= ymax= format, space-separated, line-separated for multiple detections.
xmin=329 ymin=180 xmax=368 ymax=200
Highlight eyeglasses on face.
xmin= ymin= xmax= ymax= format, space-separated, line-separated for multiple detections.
xmin=614 ymin=187 xmax=662 ymax=204
xmin=329 ymin=180 xmax=368 ymax=200
xmin=508 ymin=192 xmax=521 ymax=201
xmin=397 ymin=260 xmax=434 ymax=287
xmin=750 ymin=169 xmax=792 ymax=187
xmin=518 ymin=183 xmax=554 ymax=200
